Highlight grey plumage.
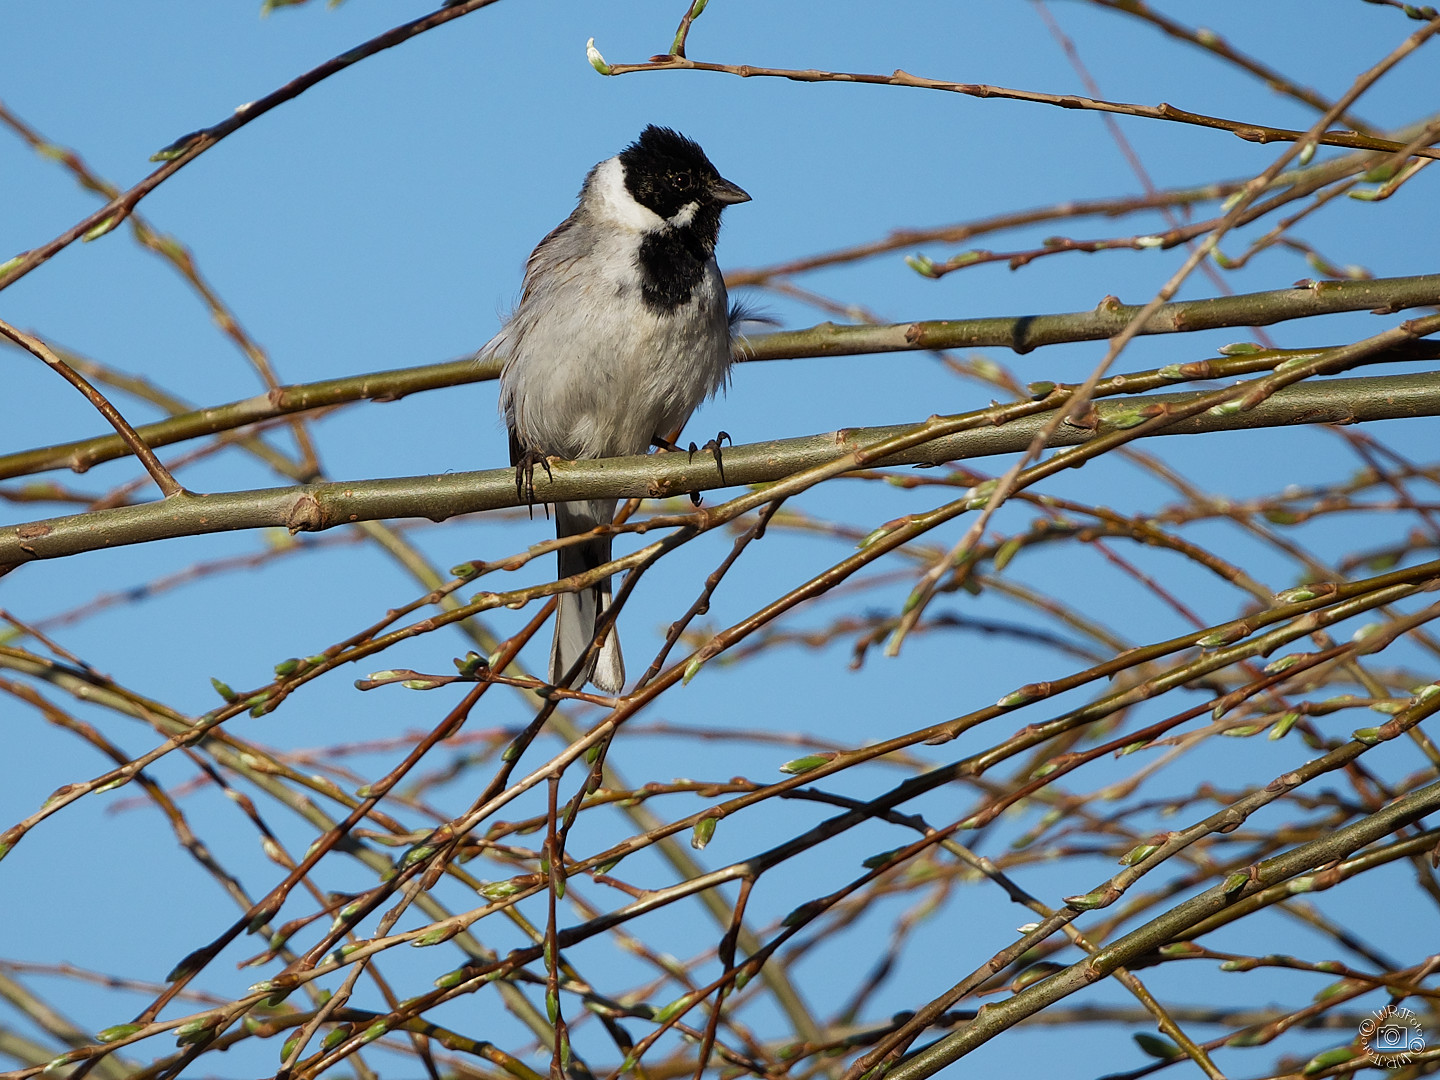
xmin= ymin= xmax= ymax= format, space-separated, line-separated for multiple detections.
xmin=485 ymin=127 xmax=750 ymax=693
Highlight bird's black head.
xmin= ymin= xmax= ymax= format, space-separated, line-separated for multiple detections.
xmin=618 ymin=125 xmax=750 ymax=229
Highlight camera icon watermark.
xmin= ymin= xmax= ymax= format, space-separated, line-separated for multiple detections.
xmin=1359 ymin=1004 xmax=1426 ymax=1068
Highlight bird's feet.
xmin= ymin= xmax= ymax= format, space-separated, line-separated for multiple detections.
xmin=513 ymin=448 xmax=553 ymax=516
xmin=652 ymin=435 xmax=702 ymax=506
xmin=652 ymin=432 xmax=731 ymax=505
xmin=689 ymin=431 xmax=731 ymax=485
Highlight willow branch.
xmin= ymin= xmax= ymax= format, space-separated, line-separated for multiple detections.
xmin=2 ymin=274 xmax=1436 ymax=483
xmin=4 ymin=370 xmax=1439 ymax=568
xmin=0 ymin=356 xmax=497 ymax=481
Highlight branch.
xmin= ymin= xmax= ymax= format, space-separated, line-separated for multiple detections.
xmin=0 ymin=357 xmax=497 ymax=481
xmin=2 ymin=274 xmax=1436 ymax=482
xmin=4 ymin=371 xmax=1438 ymax=568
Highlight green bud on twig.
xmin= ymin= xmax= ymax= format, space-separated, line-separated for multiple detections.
xmin=691 ymin=815 xmax=717 ymax=850
xmin=1263 ymin=653 xmax=1307 ymax=674
xmin=1158 ymin=942 xmax=1204 ymax=957
xmin=402 ymin=677 xmax=449 ymax=690
xmin=997 ymin=683 xmax=1047 ymax=709
xmin=651 ymin=995 xmax=689 ymax=1023
xmin=280 ymin=1031 xmax=303 ymax=1061
xmin=586 ymin=38 xmax=612 ymax=75
xmin=992 ymin=536 xmax=1024 ymax=571
xmin=434 ymin=968 xmax=468 ymax=989
xmin=1302 ymin=1047 xmax=1357 ymax=1075
xmin=149 ymin=130 xmax=204 ymax=162
xmin=454 ymin=652 xmax=487 ymax=677
xmin=322 ymin=1025 xmax=353 ymax=1051
xmin=863 ymin=848 xmax=905 ymax=869
xmin=82 ymin=214 xmax=123 ymax=242
xmin=42 ymin=1050 xmax=87 ymax=1073
xmin=480 ymin=879 xmax=524 ymax=900
xmin=96 ymin=1023 xmax=144 ymax=1044
xmin=1134 ymin=1034 xmax=1182 ymax=1061
xmin=413 ymin=923 xmax=460 ymax=947
xmin=1227 ymin=1029 xmax=1269 ymax=1048
xmin=1196 ymin=623 xmax=1250 ymax=648
xmin=682 ymin=653 xmax=706 ymax=684
xmin=1268 ymin=712 xmax=1300 ymax=740
xmin=1273 ymin=582 xmax=1334 ymax=604
xmin=779 ymin=753 xmax=835 ymax=775
xmin=174 ymin=1016 xmax=216 ymax=1046
xmin=1119 ymin=842 xmax=1159 ymax=866
xmin=166 ymin=948 xmax=209 ymax=983
xmin=904 ymin=254 xmax=938 ymax=278
xmin=1063 ymin=888 xmax=1113 ymax=910
xmin=1106 ymin=408 xmax=1150 ymax=430
xmin=1010 ymin=962 xmax=1063 ymax=990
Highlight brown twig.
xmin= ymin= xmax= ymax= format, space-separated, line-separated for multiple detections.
xmin=599 ymin=56 xmax=1440 ymax=159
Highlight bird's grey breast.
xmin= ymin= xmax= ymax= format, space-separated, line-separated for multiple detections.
xmin=497 ymin=222 xmax=731 ymax=462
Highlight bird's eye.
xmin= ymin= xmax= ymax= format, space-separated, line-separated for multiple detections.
xmin=671 ymin=171 xmax=693 ymax=191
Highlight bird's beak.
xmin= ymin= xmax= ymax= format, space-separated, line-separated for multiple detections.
xmin=710 ymin=176 xmax=752 ymax=205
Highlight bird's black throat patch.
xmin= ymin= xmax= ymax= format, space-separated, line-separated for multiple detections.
xmin=637 ymin=219 xmax=716 ymax=313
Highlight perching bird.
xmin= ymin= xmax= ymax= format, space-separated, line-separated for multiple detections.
xmin=486 ymin=126 xmax=751 ymax=693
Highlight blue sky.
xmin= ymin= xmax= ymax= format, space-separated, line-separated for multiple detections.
xmin=3 ymin=3 xmax=1439 ymax=1077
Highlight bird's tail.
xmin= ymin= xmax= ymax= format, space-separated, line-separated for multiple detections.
xmin=550 ymin=499 xmax=625 ymax=693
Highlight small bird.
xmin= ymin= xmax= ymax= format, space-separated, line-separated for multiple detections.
xmin=487 ymin=126 xmax=751 ymax=693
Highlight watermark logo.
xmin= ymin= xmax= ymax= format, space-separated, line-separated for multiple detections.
xmin=1359 ymin=1003 xmax=1426 ymax=1068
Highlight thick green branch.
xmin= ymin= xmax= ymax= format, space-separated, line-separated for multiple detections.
xmin=0 ymin=357 xmax=500 ymax=481
xmin=2 ymin=274 xmax=1436 ymax=483
xmin=3 ymin=371 xmax=1438 ymax=568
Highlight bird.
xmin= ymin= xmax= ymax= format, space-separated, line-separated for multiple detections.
xmin=486 ymin=126 xmax=751 ymax=694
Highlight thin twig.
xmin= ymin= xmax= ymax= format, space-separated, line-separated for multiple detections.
xmin=0 ymin=318 xmax=186 ymax=498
